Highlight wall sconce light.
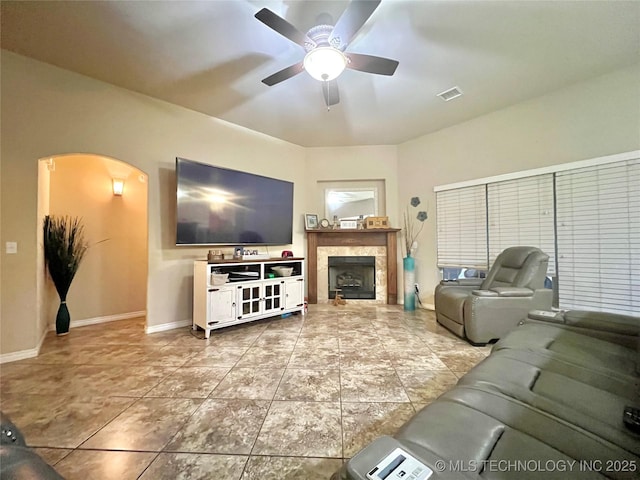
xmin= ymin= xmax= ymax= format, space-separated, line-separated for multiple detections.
xmin=112 ymin=178 xmax=125 ymax=196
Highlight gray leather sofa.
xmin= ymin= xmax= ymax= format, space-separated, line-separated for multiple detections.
xmin=332 ymin=310 xmax=640 ymax=480
xmin=435 ymin=246 xmax=552 ymax=344
xmin=0 ymin=412 xmax=64 ymax=479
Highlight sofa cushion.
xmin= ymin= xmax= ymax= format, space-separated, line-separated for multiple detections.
xmin=493 ymin=322 xmax=638 ymax=379
xmin=483 ymin=348 xmax=637 ymax=399
xmin=458 ymin=355 xmax=640 ymax=454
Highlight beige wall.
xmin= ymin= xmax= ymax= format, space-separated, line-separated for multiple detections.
xmin=398 ymin=63 xmax=640 ymax=305
xmin=1 ymin=51 xmax=305 ymax=355
xmin=47 ymin=154 xmax=147 ymax=323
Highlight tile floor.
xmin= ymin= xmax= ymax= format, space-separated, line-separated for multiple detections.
xmin=0 ymin=304 xmax=490 ymax=480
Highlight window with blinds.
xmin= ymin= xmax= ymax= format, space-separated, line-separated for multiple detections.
xmin=487 ymin=174 xmax=556 ymax=275
xmin=436 ymin=185 xmax=488 ymax=269
xmin=555 ymin=159 xmax=639 ymax=315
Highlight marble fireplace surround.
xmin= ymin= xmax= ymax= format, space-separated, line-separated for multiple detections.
xmin=306 ymin=229 xmax=400 ymax=304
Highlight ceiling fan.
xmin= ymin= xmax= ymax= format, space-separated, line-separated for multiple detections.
xmin=255 ymin=0 xmax=399 ymax=107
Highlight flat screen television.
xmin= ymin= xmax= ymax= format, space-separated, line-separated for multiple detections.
xmin=175 ymin=158 xmax=294 ymax=246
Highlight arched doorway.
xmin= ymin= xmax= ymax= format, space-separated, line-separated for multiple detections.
xmin=37 ymin=154 xmax=148 ymax=333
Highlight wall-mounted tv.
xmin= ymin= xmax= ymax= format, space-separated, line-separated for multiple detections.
xmin=176 ymin=158 xmax=294 ymax=246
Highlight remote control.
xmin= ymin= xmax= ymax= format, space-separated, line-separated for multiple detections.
xmin=623 ymin=406 xmax=640 ymax=434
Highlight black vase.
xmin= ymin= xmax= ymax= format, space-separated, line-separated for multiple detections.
xmin=56 ymin=301 xmax=70 ymax=336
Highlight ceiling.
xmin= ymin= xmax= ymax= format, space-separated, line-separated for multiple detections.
xmin=2 ymin=1 xmax=639 ymax=147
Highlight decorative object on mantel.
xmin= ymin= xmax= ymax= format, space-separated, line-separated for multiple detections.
xmin=365 ymin=216 xmax=389 ymax=229
xmin=43 ymin=215 xmax=94 ymax=335
xmin=402 ymin=197 xmax=429 ymax=311
xmin=340 ymin=219 xmax=358 ymax=229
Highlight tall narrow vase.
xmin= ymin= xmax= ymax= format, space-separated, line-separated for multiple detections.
xmin=56 ymin=301 xmax=70 ymax=336
xmin=403 ymin=256 xmax=416 ymax=311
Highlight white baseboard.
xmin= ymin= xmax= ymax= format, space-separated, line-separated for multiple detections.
xmin=1 ymin=323 xmax=60 ymax=364
xmin=73 ymin=310 xmax=146 ymax=328
xmin=145 ymin=319 xmax=191 ymax=334
xmin=0 ymin=346 xmax=39 ymax=364
xmin=2 ymin=312 xmax=175 ymax=364
xmin=49 ymin=311 xmax=146 ymax=331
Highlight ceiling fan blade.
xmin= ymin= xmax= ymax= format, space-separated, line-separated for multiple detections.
xmin=322 ymin=80 xmax=340 ymax=107
xmin=328 ymin=0 xmax=381 ymax=50
xmin=262 ymin=62 xmax=304 ymax=86
xmin=346 ymin=53 xmax=399 ymax=76
xmin=255 ymin=8 xmax=315 ymax=49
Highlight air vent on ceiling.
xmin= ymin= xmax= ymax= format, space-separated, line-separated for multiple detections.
xmin=437 ymin=86 xmax=463 ymax=102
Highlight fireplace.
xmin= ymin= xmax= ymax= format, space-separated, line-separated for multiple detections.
xmin=328 ymin=256 xmax=375 ymax=300
xmin=305 ymin=228 xmax=400 ymax=304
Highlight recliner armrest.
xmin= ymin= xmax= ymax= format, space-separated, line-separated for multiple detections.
xmin=439 ymin=278 xmax=483 ymax=287
xmin=472 ymin=287 xmax=534 ymax=297
xmin=471 ymin=289 xmax=498 ymax=297
xmin=492 ymin=287 xmax=535 ymax=297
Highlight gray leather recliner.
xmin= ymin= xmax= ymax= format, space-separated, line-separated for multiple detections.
xmin=435 ymin=246 xmax=552 ymax=344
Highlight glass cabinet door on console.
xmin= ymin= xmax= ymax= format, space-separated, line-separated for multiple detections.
xmin=237 ymin=284 xmax=262 ymax=320
xmin=237 ymin=281 xmax=285 ymax=319
xmin=262 ymin=280 xmax=284 ymax=316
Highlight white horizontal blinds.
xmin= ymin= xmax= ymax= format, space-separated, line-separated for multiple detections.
xmin=556 ymin=158 xmax=640 ymax=315
xmin=436 ymin=185 xmax=488 ymax=269
xmin=487 ymin=174 xmax=556 ymax=275
xmin=632 ymin=161 xmax=640 ymax=314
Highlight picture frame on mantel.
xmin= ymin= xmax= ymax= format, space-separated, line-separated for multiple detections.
xmin=305 ymin=213 xmax=319 ymax=229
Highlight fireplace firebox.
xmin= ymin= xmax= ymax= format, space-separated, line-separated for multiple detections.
xmin=328 ymin=256 xmax=375 ymax=300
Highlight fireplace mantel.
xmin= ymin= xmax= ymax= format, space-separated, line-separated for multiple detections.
xmin=306 ymin=228 xmax=400 ymax=304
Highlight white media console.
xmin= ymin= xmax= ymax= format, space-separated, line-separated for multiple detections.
xmin=193 ymin=257 xmax=305 ymax=338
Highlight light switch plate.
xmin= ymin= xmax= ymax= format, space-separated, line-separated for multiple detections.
xmin=6 ymin=242 xmax=17 ymax=254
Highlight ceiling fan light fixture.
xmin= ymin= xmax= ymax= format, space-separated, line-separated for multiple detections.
xmin=303 ymin=47 xmax=347 ymax=81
